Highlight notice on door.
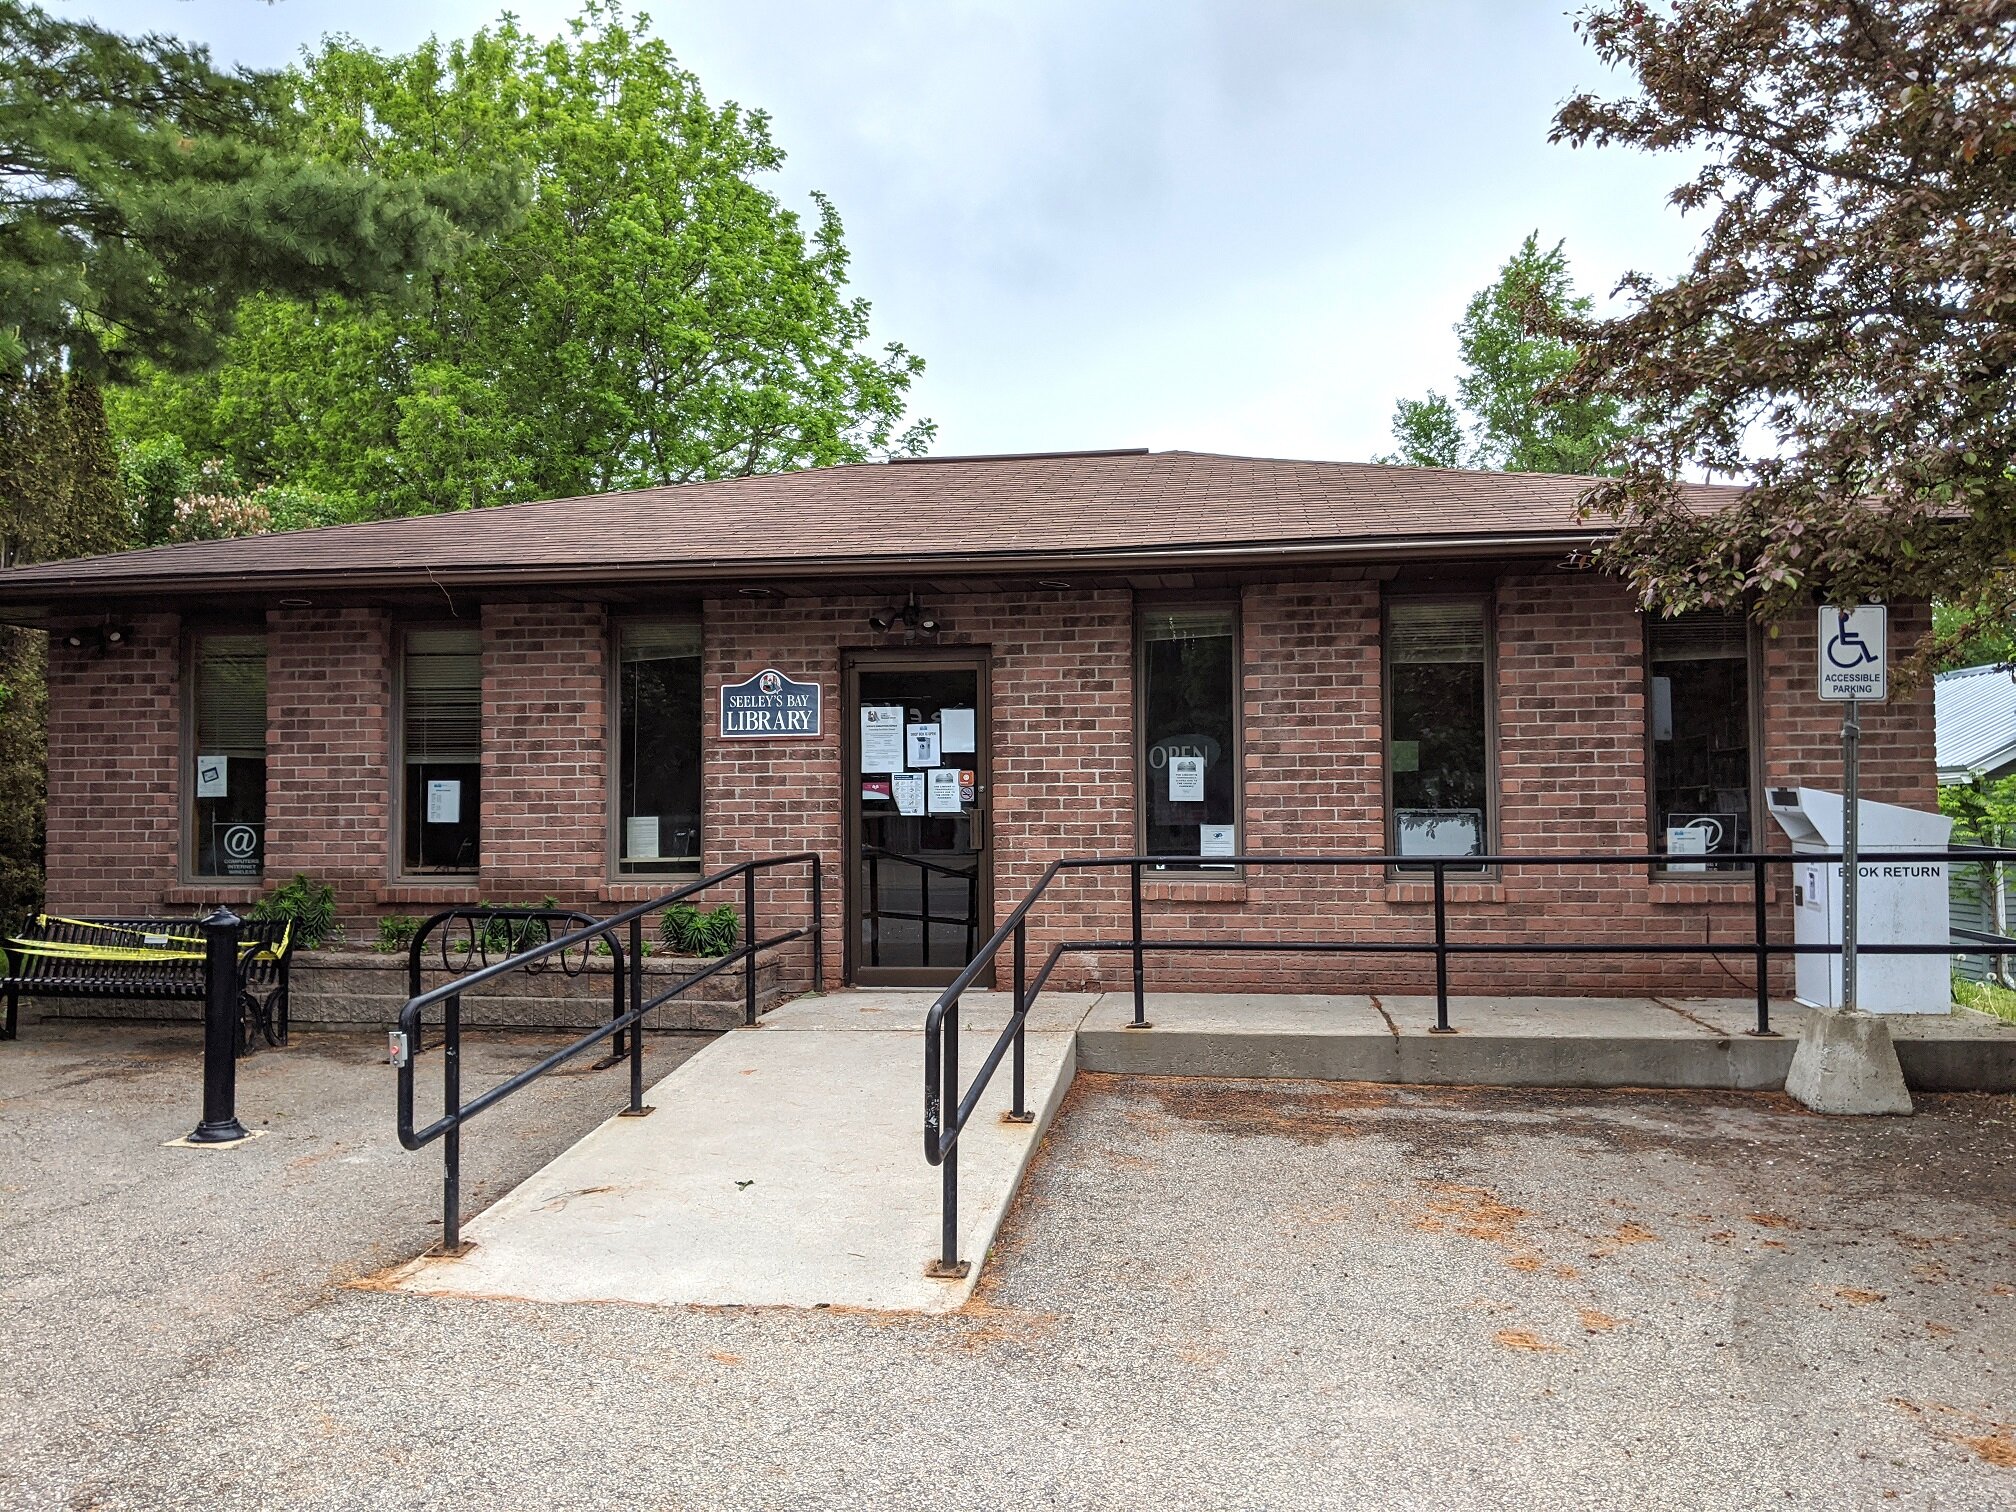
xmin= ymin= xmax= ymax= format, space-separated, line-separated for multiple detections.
xmin=927 ymin=767 xmax=962 ymax=813
xmin=906 ymin=722 xmax=941 ymax=768
xmin=861 ymin=706 xmax=905 ymax=773
xmin=938 ymin=708 xmax=976 ymax=754
xmin=891 ymin=772 xmax=926 ymax=816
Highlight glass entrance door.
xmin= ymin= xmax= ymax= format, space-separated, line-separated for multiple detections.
xmin=847 ymin=653 xmax=990 ymax=987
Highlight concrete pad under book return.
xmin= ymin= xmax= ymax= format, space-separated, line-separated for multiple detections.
xmin=1075 ymin=993 xmax=2016 ymax=1091
xmin=389 ymin=993 xmax=1094 ymax=1313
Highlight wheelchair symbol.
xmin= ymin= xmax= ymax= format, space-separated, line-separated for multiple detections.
xmin=1826 ymin=614 xmax=1879 ymax=669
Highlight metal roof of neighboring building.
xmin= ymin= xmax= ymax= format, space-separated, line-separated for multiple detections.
xmin=1937 ymin=663 xmax=2016 ymax=783
xmin=0 ymin=448 xmax=1736 ymax=613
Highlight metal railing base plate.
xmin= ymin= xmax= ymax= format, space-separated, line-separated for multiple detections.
xmin=427 ymin=1240 xmax=476 ymax=1259
xmin=1000 ymin=1110 xmax=1035 ymax=1125
xmin=924 ymin=1259 xmax=971 ymax=1280
xmin=1121 ymin=1020 xmax=1154 ymax=1031
xmin=617 ymin=1105 xmax=657 ymax=1118
xmin=1427 ymin=1026 xmax=1460 ymax=1035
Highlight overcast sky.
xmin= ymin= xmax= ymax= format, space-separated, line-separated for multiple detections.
xmin=58 ymin=1 xmax=1703 ymax=463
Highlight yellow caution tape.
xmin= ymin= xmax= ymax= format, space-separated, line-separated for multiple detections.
xmin=7 ymin=917 xmax=292 ymax=965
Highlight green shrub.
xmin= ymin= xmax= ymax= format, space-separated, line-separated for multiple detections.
xmin=249 ymin=873 xmax=340 ymax=949
xmin=375 ymin=915 xmax=419 ymax=955
xmin=659 ymin=901 xmax=739 ymax=957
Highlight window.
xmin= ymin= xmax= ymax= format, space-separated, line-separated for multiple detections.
xmin=615 ymin=620 xmax=703 ymax=874
xmin=188 ymin=633 xmax=267 ymax=879
xmin=1648 ymin=610 xmax=1753 ymax=872
xmin=399 ymin=628 xmax=481 ymax=875
xmin=1138 ymin=605 xmax=1239 ymax=868
xmin=1386 ymin=598 xmax=1492 ymax=865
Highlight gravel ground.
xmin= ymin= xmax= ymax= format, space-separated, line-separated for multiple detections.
xmin=3 ymin=1025 xmax=2013 ymax=1510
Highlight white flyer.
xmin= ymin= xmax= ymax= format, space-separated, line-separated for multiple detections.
xmin=1169 ymin=754 xmax=1205 ymax=802
xmin=891 ymin=772 xmax=926 ymax=816
xmin=906 ymin=722 xmax=941 ymax=768
xmin=938 ymin=708 xmax=976 ymax=753
xmin=196 ymin=755 xmax=228 ymax=798
xmin=927 ymin=767 xmax=962 ymax=813
xmin=1199 ymin=824 xmax=1236 ymax=858
xmin=625 ymin=815 xmax=660 ymax=860
xmin=426 ymin=779 xmax=461 ymax=824
xmin=861 ymin=706 xmax=905 ymax=774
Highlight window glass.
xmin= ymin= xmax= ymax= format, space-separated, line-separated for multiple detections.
xmin=190 ymin=634 xmax=266 ymax=879
xmin=1649 ymin=611 xmax=1752 ymax=871
xmin=1387 ymin=600 xmax=1490 ymax=864
xmin=1140 ymin=606 xmax=1238 ymax=867
xmin=402 ymin=628 xmax=481 ymax=874
xmin=617 ymin=621 xmax=703 ymax=874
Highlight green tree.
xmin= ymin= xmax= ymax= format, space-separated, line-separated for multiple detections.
xmin=1551 ymin=0 xmax=2016 ymax=662
xmin=0 ymin=0 xmax=519 ymax=378
xmin=1381 ymin=233 xmax=1630 ymax=474
xmin=111 ymin=5 xmax=932 ymax=516
xmin=0 ymin=373 xmax=126 ymax=930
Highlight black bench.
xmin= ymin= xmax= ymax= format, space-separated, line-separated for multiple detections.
xmin=2 ymin=915 xmax=294 ymax=1052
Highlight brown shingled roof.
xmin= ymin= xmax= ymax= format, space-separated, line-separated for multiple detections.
xmin=0 ymin=449 xmax=1701 ymax=612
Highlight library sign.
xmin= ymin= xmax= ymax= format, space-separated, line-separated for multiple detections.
xmin=720 ymin=668 xmax=823 ymax=738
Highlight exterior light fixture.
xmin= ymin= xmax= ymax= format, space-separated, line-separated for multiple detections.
xmin=59 ymin=624 xmax=133 ymax=655
xmin=869 ymin=593 xmax=941 ymax=640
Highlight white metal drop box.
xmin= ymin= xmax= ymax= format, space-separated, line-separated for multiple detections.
xmin=1764 ymin=787 xmax=1953 ymax=1014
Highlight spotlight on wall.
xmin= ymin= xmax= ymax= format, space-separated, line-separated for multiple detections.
xmin=59 ymin=624 xmax=133 ymax=655
xmin=869 ymin=593 xmax=940 ymax=640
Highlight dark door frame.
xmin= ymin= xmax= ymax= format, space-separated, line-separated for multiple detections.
xmin=842 ymin=646 xmax=993 ymax=988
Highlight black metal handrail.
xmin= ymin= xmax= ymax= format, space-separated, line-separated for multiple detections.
xmin=396 ymin=853 xmax=822 ymax=1253
xmin=922 ymin=846 xmax=2016 ymax=1276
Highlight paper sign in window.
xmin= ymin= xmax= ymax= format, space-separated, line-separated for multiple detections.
xmin=1169 ymin=754 xmax=1205 ymax=802
xmin=625 ymin=816 xmax=660 ymax=860
xmin=861 ymin=706 xmax=905 ymax=774
xmin=906 ymin=723 xmax=941 ymax=768
xmin=1199 ymin=825 xmax=1236 ymax=857
xmin=928 ymin=767 xmax=962 ymax=813
xmin=426 ymin=779 xmax=462 ymax=824
xmin=196 ymin=755 xmax=228 ymax=798
xmin=891 ymin=772 xmax=926 ymax=816
xmin=938 ymin=708 xmax=976 ymax=753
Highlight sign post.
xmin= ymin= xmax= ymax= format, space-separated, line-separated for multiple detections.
xmin=1817 ymin=604 xmax=1888 ymax=1012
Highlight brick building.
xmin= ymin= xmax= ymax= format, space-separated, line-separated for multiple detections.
xmin=0 ymin=449 xmax=1935 ymax=998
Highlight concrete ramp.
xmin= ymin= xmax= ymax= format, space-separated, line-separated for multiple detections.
xmin=390 ymin=991 xmax=1092 ymax=1313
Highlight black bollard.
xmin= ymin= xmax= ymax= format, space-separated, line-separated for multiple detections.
xmin=186 ymin=906 xmax=250 ymax=1144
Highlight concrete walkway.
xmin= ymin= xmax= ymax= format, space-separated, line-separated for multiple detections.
xmin=391 ymin=989 xmax=2016 ymax=1315
xmin=390 ymin=990 xmax=1089 ymax=1313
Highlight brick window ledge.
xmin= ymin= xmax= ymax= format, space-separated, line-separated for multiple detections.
xmin=1139 ymin=879 xmax=1248 ymax=905
xmin=1384 ymin=880 xmax=1505 ymax=905
xmin=600 ymin=880 xmax=703 ymax=905
xmin=164 ymin=884 xmax=263 ymax=907
xmin=378 ymin=883 xmax=481 ymax=907
xmin=1649 ymin=879 xmax=1778 ymax=906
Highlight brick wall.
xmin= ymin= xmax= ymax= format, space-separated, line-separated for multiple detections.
xmin=42 ymin=613 xmax=179 ymax=911
xmin=38 ymin=576 xmax=1940 ymax=1002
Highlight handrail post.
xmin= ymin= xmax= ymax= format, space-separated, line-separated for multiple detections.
xmin=926 ymin=993 xmax=969 ymax=1279
xmin=810 ymin=855 xmax=825 ymax=994
xmin=439 ymin=990 xmax=465 ymax=1254
xmin=1128 ymin=860 xmax=1149 ymax=1028
xmin=1429 ymin=860 xmax=1454 ymax=1033
xmin=186 ymin=906 xmax=249 ymax=1144
xmin=1006 ymin=919 xmax=1032 ymax=1124
xmin=621 ymin=914 xmax=650 ymax=1115
xmin=744 ymin=867 xmax=759 ymax=1026
xmin=1750 ymin=855 xmax=1775 ymax=1037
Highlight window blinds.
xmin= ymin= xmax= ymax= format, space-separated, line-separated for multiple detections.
xmin=619 ymin=621 xmax=702 ymax=663
xmin=194 ymin=635 xmax=266 ymax=757
xmin=1387 ymin=601 xmax=1485 ymax=665
xmin=1141 ymin=607 xmax=1233 ymax=643
xmin=1650 ymin=610 xmax=1748 ymax=662
xmin=403 ymin=629 xmax=481 ymax=764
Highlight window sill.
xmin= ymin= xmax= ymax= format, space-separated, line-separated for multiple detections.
xmin=600 ymin=880 xmax=702 ymax=905
xmin=1384 ymin=880 xmax=1505 ymax=905
xmin=1650 ymin=878 xmax=1775 ymax=906
xmin=165 ymin=883 xmax=264 ymax=906
xmin=379 ymin=882 xmax=481 ymax=906
xmin=1139 ymin=879 xmax=1248 ymax=905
